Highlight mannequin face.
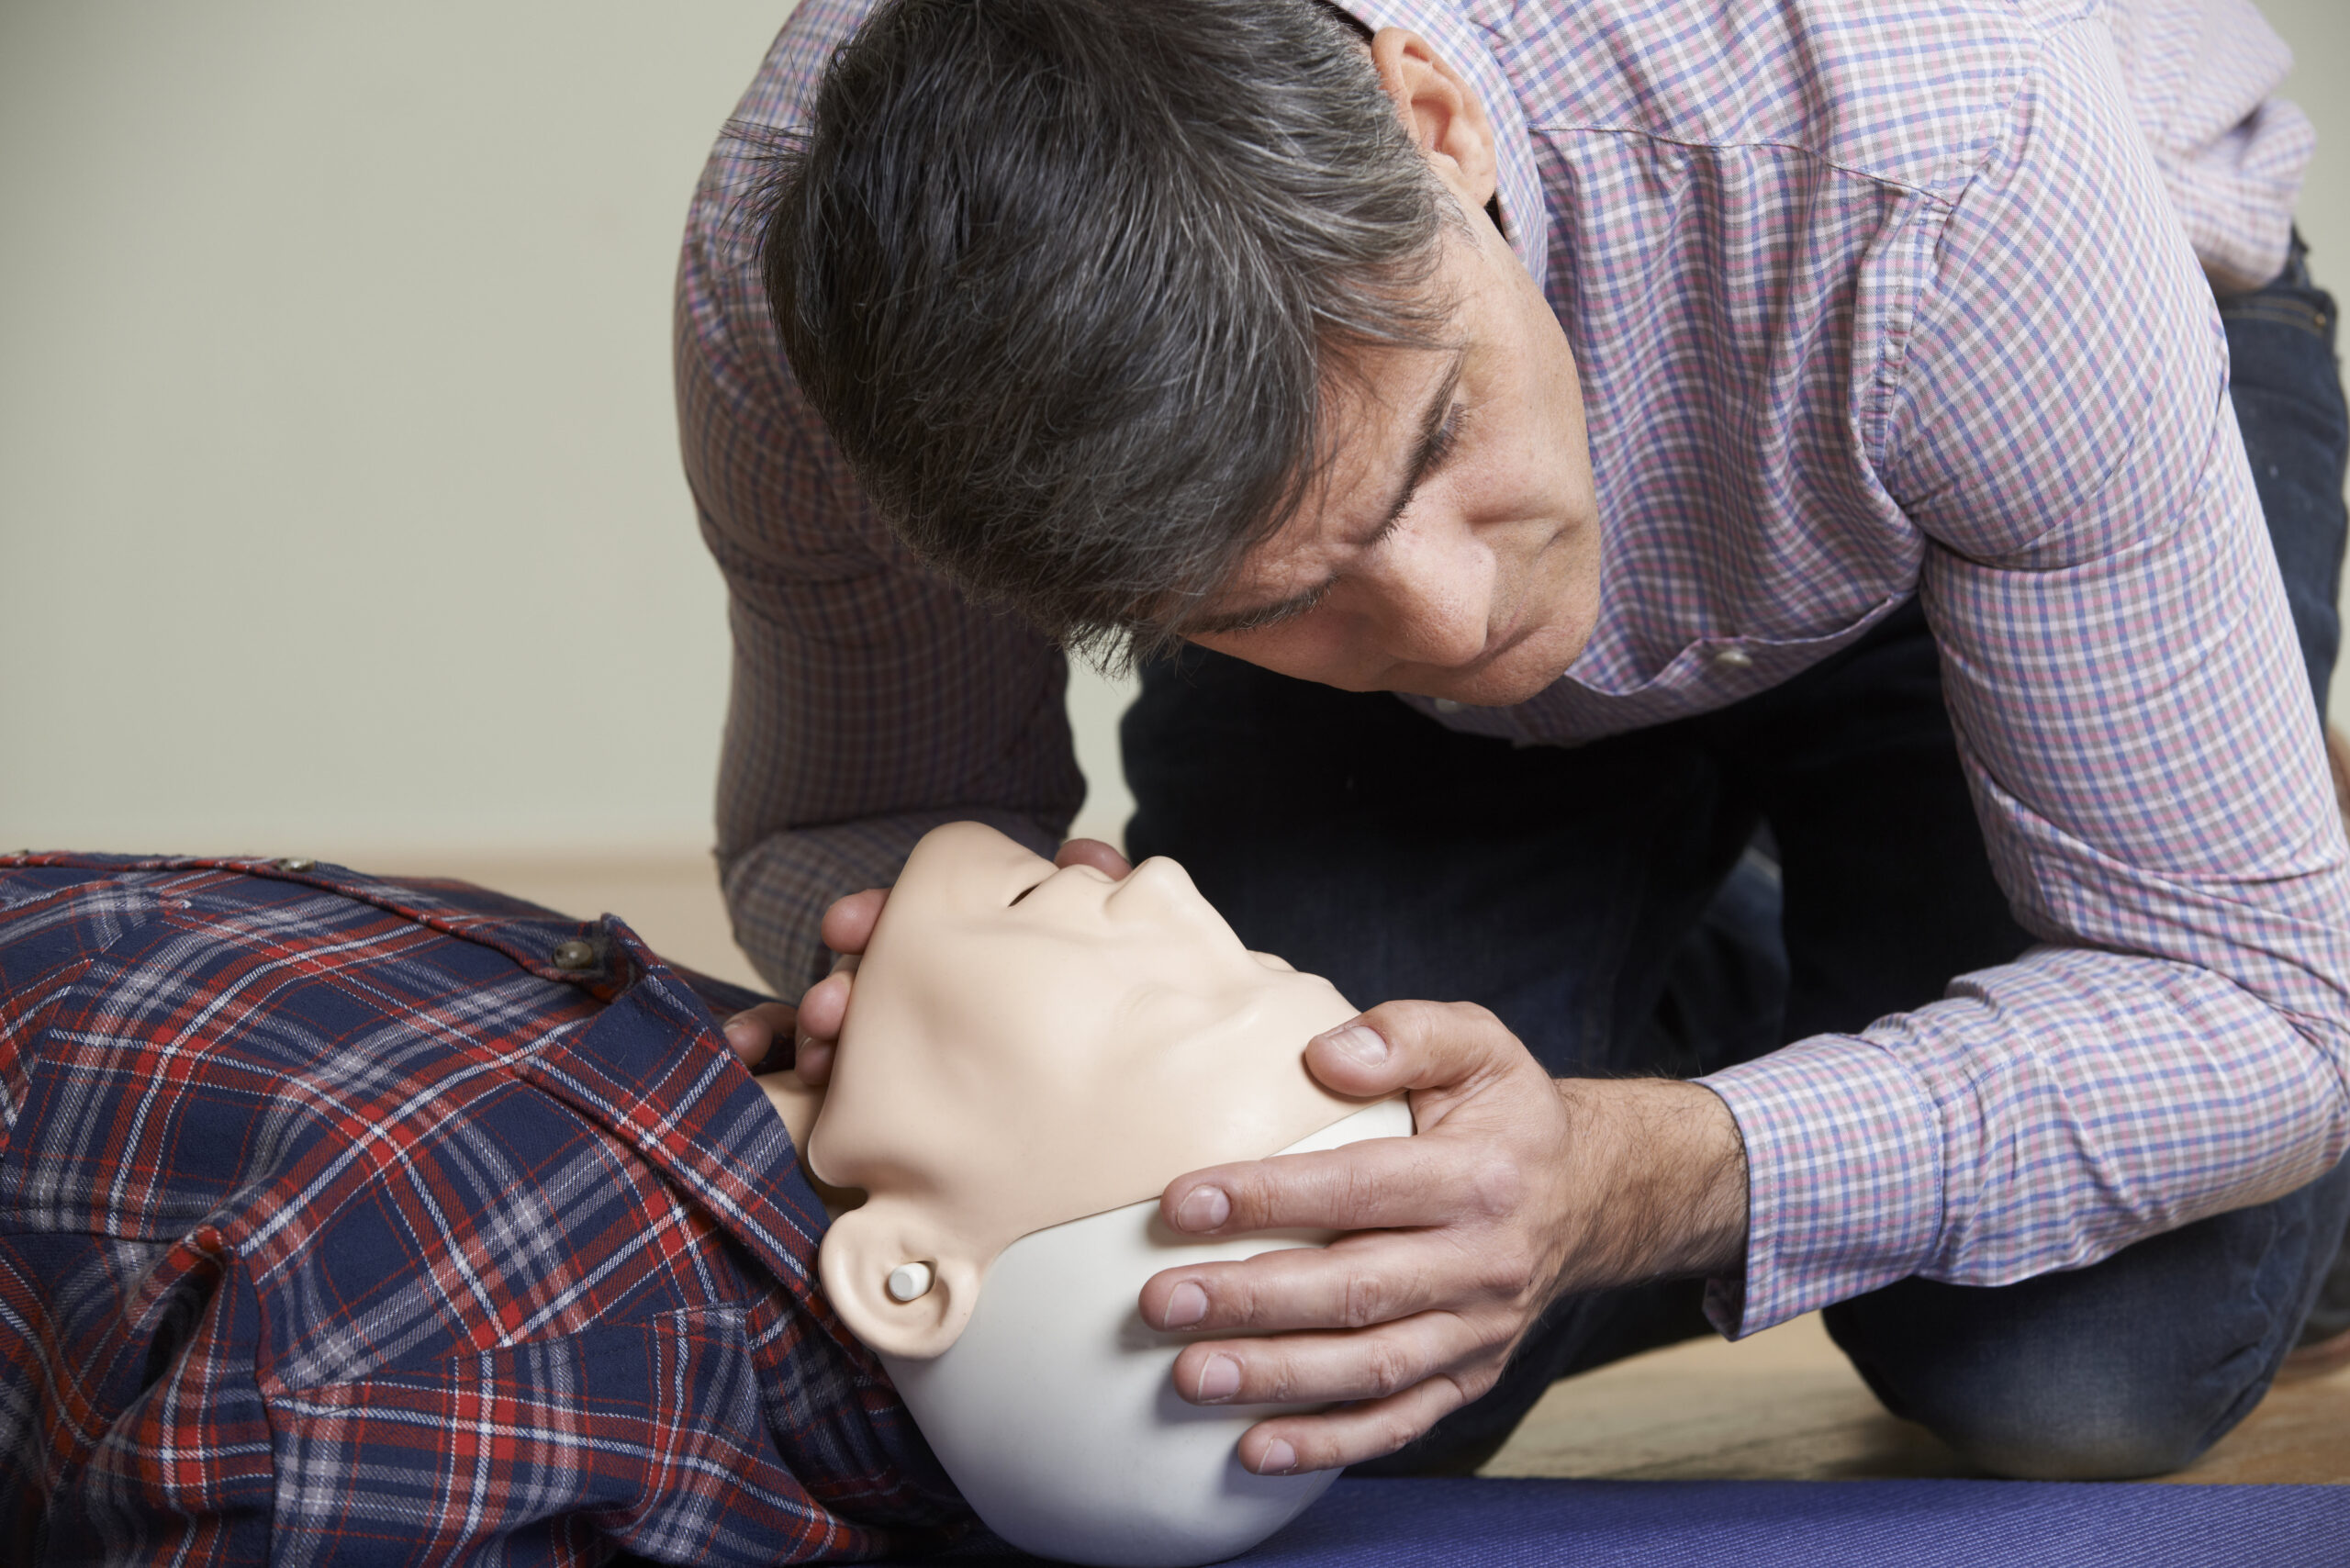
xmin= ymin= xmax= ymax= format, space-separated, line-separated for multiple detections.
xmin=809 ymin=822 xmax=1369 ymax=1358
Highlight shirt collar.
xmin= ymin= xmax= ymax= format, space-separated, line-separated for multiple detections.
xmin=516 ymin=923 xmax=845 ymax=1310
xmin=1337 ymin=0 xmax=1548 ymax=293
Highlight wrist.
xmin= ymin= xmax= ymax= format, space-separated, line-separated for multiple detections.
xmin=1552 ymin=1077 xmax=1750 ymax=1286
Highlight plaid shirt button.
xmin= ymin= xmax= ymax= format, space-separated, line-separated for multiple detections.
xmin=552 ymin=938 xmax=598 ymax=970
xmin=273 ymin=856 xmax=317 ymax=872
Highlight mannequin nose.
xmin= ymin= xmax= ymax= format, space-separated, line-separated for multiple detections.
xmin=1106 ymin=854 xmax=1209 ymax=919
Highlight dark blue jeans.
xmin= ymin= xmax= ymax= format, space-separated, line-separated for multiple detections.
xmin=1121 ymin=241 xmax=2350 ymax=1480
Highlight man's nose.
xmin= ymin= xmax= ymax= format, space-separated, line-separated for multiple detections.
xmin=1355 ymin=521 xmax=1492 ymax=668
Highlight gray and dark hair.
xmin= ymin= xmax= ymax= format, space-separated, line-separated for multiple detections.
xmin=755 ymin=0 xmax=1461 ymax=664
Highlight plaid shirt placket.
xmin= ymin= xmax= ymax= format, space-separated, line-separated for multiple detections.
xmin=0 ymin=857 xmax=968 ymax=1565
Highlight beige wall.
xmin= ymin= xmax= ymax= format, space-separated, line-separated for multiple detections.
xmin=2270 ymin=0 xmax=2349 ymax=274
xmin=0 ymin=3 xmax=792 ymax=857
xmin=1 ymin=4 xmax=2344 ymax=864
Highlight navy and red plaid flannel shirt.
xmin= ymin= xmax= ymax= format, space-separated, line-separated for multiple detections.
xmin=0 ymin=855 xmax=969 ymax=1564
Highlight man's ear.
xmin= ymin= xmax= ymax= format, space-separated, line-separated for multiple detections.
xmin=1370 ymin=28 xmax=1498 ymax=213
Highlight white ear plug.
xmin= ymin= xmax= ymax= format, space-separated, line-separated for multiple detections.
xmin=887 ymin=1261 xmax=935 ymax=1303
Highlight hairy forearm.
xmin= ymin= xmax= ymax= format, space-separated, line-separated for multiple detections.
xmin=1551 ymin=1077 xmax=1749 ymax=1288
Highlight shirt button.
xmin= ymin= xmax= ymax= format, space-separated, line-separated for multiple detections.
xmin=1432 ymin=698 xmax=1464 ymax=714
xmin=273 ymin=856 xmax=317 ymax=872
xmin=551 ymin=939 xmax=598 ymax=971
xmin=1710 ymin=645 xmax=1754 ymax=670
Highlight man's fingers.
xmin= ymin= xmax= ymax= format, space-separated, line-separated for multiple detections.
xmin=792 ymin=1037 xmax=837 ymax=1088
xmin=1142 ymin=1230 xmax=1509 ymax=1336
xmin=1055 ymin=837 xmax=1133 ymax=879
xmin=1301 ymin=999 xmax=1529 ymax=1104
xmin=1169 ymin=1310 xmax=1490 ymax=1413
xmin=818 ymin=888 xmax=889 ymax=955
xmin=1158 ymin=1134 xmax=1515 ymax=1241
xmin=796 ymin=969 xmax=852 ymax=1042
xmin=1237 ymin=1377 xmax=1476 ymax=1475
xmin=721 ymin=1001 xmax=796 ymax=1068
xmin=789 ymin=894 xmax=878 ymax=1089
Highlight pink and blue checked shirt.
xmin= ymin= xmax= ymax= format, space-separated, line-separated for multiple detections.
xmin=676 ymin=0 xmax=2349 ymax=1334
xmin=0 ymin=857 xmax=968 ymax=1563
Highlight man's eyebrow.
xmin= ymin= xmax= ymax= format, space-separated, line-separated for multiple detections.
xmin=1183 ymin=352 xmax=1467 ymax=636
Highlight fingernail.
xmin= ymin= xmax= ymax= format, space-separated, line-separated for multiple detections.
xmin=1163 ymin=1281 xmax=1208 ymax=1327
xmin=1258 ymin=1438 xmax=1299 ymax=1474
xmin=1195 ymin=1354 xmax=1241 ymax=1403
xmin=1177 ymin=1186 xmax=1230 ymax=1231
xmin=1319 ymin=1024 xmax=1389 ymax=1066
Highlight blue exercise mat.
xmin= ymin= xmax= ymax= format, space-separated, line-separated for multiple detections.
xmin=913 ymin=1478 xmax=2350 ymax=1566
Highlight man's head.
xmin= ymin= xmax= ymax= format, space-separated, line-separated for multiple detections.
xmin=761 ymin=0 xmax=1599 ymax=703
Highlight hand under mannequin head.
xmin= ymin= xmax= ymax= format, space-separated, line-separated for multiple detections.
xmin=808 ymin=821 xmax=1375 ymax=1359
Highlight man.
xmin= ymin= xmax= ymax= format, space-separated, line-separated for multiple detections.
xmin=0 ymin=854 xmax=967 ymax=1562
xmin=680 ymin=0 xmax=2350 ymax=1480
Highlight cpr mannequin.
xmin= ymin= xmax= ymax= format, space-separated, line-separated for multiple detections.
xmin=757 ymin=821 xmax=1412 ymax=1567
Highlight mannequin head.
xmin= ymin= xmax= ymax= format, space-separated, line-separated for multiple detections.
xmin=808 ymin=821 xmax=1370 ymax=1358
xmin=884 ymin=1098 xmax=1410 ymax=1568
xmin=796 ymin=821 xmax=1410 ymax=1566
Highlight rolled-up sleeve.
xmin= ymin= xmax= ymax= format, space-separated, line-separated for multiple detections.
xmin=1701 ymin=11 xmax=2350 ymax=1334
xmin=675 ymin=45 xmax=1083 ymax=992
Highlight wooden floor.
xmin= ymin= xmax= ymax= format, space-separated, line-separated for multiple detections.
xmin=394 ymin=848 xmax=2348 ymax=1487
xmin=1483 ymin=1308 xmax=2350 ymax=1484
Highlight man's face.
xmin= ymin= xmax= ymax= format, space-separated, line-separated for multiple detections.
xmin=1184 ymin=207 xmax=1601 ymax=706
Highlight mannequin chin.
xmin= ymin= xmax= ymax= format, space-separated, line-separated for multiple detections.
xmin=887 ymin=1098 xmax=1412 ymax=1568
xmin=784 ymin=821 xmax=1415 ymax=1566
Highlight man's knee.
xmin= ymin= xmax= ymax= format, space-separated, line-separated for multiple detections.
xmin=1829 ymin=1167 xmax=2350 ymax=1479
xmin=1895 ymin=1353 xmax=2245 ymax=1480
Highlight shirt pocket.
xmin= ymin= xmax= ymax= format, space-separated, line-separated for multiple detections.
xmin=1 ymin=947 xmax=274 ymax=1242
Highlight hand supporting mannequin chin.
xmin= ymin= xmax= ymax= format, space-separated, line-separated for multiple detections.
xmin=784 ymin=821 xmax=1412 ymax=1568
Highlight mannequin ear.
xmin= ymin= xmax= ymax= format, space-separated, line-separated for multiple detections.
xmin=817 ymin=1198 xmax=984 ymax=1360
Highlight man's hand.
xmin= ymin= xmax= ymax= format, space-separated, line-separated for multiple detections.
xmin=721 ymin=837 xmax=1133 ymax=1081
xmin=1138 ymin=1000 xmax=1749 ymax=1475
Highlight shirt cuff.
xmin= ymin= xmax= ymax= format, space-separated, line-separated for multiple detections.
xmin=1696 ymin=1035 xmax=1947 ymax=1337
